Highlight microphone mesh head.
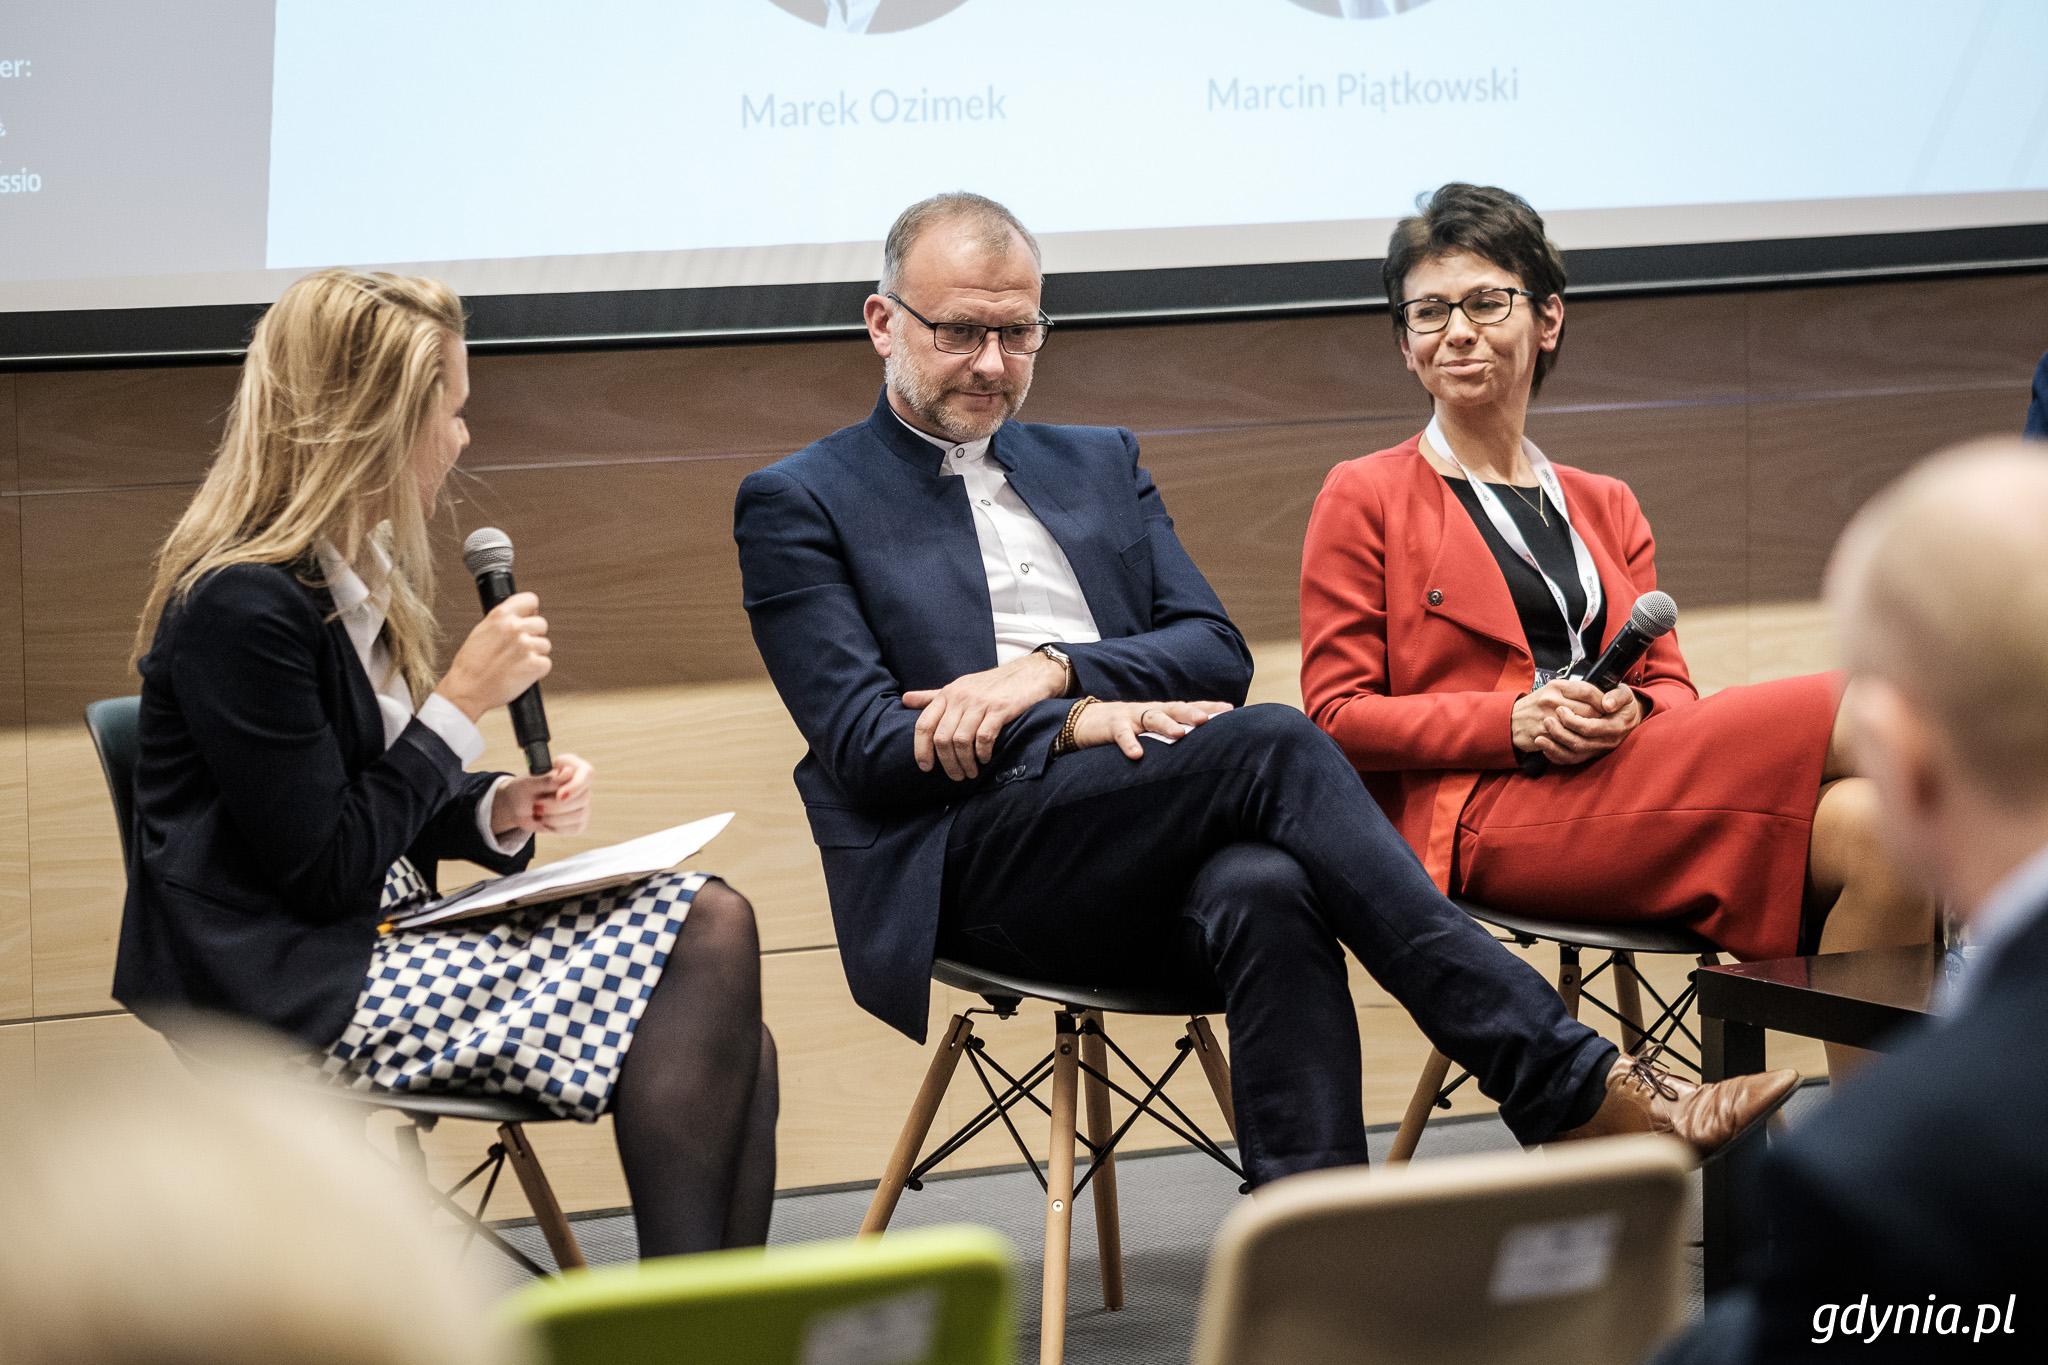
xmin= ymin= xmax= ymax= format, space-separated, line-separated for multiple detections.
xmin=1630 ymin=590 xmax=1679 ymax=637
xmin=462 ymin=527 xmax=514 ymax=578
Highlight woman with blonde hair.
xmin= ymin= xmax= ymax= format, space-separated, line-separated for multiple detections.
xmin=112 ymin=269 xmax=777 ymax=1257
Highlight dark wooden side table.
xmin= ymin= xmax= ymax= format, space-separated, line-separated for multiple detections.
xmin=1696 ymin=943 xmax=1952 ymax=1293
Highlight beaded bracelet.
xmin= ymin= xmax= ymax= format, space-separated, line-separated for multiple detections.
xmin=1054 ymin=695 xmax=1098 ymax=757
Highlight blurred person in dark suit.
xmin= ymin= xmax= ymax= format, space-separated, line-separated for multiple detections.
xmin=1654 ymin=439 xmax=2048 ymax=1363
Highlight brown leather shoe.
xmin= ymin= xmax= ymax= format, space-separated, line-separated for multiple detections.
xmin=1554 ymin=1047 xmax=1799 ymax=1159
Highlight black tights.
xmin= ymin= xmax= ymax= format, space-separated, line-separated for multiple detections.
xmin=610 ymin=879 xmax=779 ymax=1258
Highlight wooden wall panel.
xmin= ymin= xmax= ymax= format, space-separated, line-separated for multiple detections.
xmin=1672 ymin=604 xmax=1749 ymax=699
xmin=1747 ymin=388 xmax=2022 ymax=603
xmin=462 ymin=681 xmax=831 ymax=953
xmin=1144 ymin=417 xmax=1417 ymax=645
xmin=1029 ymin=312 xmax=1405 ymax=431
xmin=29 ymin=1011 xmax=179 ymax=1091
xmin=0 ymin=494 xmax=21 ymax=723
xmin=1747 ymin=273 xmax=2048 ymax=401
xmin=1 ymin=374 xmax=18 ymax=491
xmin=15 ymin=364 xmax=240 ymax=492
xmin=0 ymin=1021 xmax=33 ymax=1154
xmin=1748 ymin=600 xmax=1837 ymax=687
xmin=19 ymin=486 xmax=186 ymax=725
xmin=20 ymin=489 xmax=188 ymax=1014
xmin=1535 ymin=291 xmax=1751 ymax=413
xmin=1 ymin=495 xmax=29 ymax=1020
xmin=25 ymin=727 xmax=126 ymax=1014
xmin=766 ymin=947 xmax=952 ymax=1192
xmin=437 ymin=457 xmax=766 ymax=693
xmin=465 ymin=337 xmax=880 ymax=472
xmin=0 ymin=718 xmax=28 ymax=1022
xmin=1527 ymin=403 xmax=1750 ymax=610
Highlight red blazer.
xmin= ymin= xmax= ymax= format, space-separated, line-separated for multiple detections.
xmin=1299 ymin=435 xmax=1696 ymax=890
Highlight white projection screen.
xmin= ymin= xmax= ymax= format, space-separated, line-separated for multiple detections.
xmin=3 ymin=0 xmax=2045 ymax=362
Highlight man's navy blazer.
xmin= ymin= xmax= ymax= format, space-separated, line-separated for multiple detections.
xmin=111 ymin=562 xmax=532 ymax=1049
xmin=735 ymin=394 xmax=1253 ymax=1039
xmin=1657 ymin=901 xmax=2048 ymax=1362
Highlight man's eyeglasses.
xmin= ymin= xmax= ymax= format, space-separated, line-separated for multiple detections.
xmin=1396 ymin=287 xmax=1543 ymax=334
xmin=887 ymin=292 xmax=1053 ymax=355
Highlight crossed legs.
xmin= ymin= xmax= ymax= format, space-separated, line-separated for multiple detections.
xmin=939 ymin=704 xmax=1617 ymax=1185
xmin=611 ymin=880 xmax=780 ymax=1257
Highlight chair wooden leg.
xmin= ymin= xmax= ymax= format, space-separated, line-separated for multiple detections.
xmin=1041 ymin=1011 xmax=1081 ymax=1365
xmin=1614 ymin=951 xmax=1647 ymax=1053
xmin=498 ymin=1122 xmax=586 ymax=1271
xmin=1556 ymin=945 xmax=1584 ymax=1020
xmin=861 ymin=1013 xmax=976 ymax=1236
xmin=1078 ymin=1012 xmax=1124 ymax=1311
xmin=1185 ymin=1017 xmax=1238 ymax=1143
xmin=1388 ymin=1048 xmax=1453 ymax=1164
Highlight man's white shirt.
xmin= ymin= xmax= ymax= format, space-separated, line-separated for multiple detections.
xmin=892 ymin=410 xmax=1102 ymax=663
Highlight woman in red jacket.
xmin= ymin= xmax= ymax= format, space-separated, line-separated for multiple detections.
xmin=1299 ymin=185 xmax=1932 ymax=1034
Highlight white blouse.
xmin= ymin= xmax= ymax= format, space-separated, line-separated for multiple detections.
xmin=315 ymin=540 xmax=526 ymax=857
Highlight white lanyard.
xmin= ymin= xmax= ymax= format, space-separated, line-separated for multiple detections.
xmin=1426 ymin=415 xmax=1604 ymax=673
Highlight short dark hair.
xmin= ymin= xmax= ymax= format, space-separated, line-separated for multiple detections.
xmin=1382 ymin=183 xmax=1568 ymax=394
xmin=879 ymin=192 xmax=1041 ymax=294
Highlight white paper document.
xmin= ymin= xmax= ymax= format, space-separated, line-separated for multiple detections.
xmin=385 ymin=812 xmax=735 ymax=930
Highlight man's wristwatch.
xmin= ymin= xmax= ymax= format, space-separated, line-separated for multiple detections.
xmin=1034 ymin=642 xmax=1075 ymax=696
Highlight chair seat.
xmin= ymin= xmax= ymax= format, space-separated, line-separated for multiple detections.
xmin=167 ymin=1035 xmax=564 ymax=1127
xmin=326 ymin=1087 xmax=566 ymax=1126
xmin=932 ymin=957 xmax=1226 ymax=1017
xmin=1454 ymin=899 xmax=1718 ymax=956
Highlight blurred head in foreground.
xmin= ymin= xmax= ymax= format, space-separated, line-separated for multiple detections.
xmin=0 ymin=1020 xmax=524 ymax=1365
xmin=1827 ymin=437 xmax=2048 ymax=919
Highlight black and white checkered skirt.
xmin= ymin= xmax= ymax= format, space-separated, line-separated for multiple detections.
xmin=317 ymin=863 xmax=710 ymax=1122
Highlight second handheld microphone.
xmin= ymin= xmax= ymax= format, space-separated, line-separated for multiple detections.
xmin=461 ymin=527 xmax=553 ymax=776
xmin=1519 ymin=590 xmax=1678 ymax=778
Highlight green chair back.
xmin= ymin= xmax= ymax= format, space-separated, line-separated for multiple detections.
xmin=503 ymin=1225 xmax=1013 ymax=1365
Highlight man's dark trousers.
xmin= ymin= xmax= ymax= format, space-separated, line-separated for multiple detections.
xmin=940 ymin=702 xmax=1617 ymax=1184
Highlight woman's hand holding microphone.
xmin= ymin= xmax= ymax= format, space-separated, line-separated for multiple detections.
xmin=1511 ymin=679 xmax=1642 ymax=767
xmin=436 ymin=592 xmax=596 ymax=836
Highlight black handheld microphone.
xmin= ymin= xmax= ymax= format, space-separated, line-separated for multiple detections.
xmin=462 ymin=527 xmax=553 ymax=776
xmin=1519 ymin=590 xmax=1678 ymax=777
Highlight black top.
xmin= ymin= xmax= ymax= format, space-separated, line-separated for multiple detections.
xmin=111 ymin=561 xmax=532 ymax=1048
xmin=1449 ymin=478 xmax=1607 ymax=675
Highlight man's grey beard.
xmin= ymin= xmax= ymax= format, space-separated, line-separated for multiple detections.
xmin=885 ymin=348 xmax=1030 ymax=443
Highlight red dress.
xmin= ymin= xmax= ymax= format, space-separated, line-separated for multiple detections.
xmin=1299 ymin=435 xmax=1838 ymax=961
